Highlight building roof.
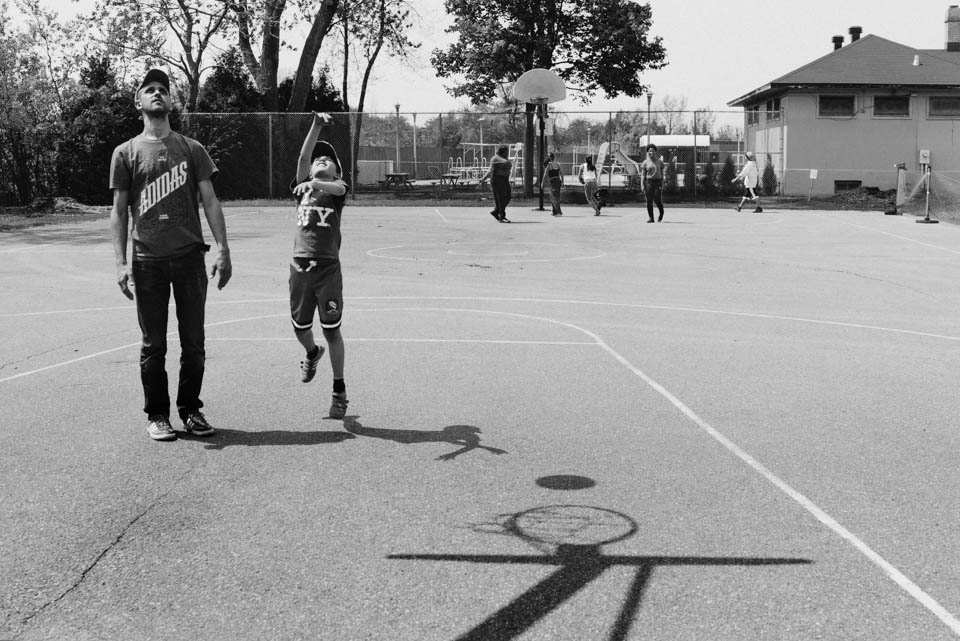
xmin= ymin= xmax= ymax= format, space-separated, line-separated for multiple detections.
xmin=727 ymin=34 xmax=960 ymax=106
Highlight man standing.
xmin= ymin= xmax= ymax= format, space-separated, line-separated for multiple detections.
xmin=110 ymin=69 xmax=232 ymax=441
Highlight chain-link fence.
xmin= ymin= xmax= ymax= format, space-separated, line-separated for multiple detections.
xmin=3 ymin=108 xmax=790 ymax=205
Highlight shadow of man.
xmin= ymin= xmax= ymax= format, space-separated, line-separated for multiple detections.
xmin=178 ymin=428 xmax=356 ymax=450
xmin=343 ymin=416 xmax=507 ymax=461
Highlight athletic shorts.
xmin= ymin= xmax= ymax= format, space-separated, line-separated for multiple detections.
xmin=289 ymin=258 xmax=343 ymax=331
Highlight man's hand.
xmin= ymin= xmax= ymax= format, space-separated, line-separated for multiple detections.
xmin=313 ymin=112 xmax=331 ymax=127
xmin=116 ymin=264 xmax=134 ymax=300
xmin=210 ymin=250 xmax=232 ymax=290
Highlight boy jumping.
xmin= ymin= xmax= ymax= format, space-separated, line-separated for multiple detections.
xmin=290 ymin=112 xmax=350 ymax=419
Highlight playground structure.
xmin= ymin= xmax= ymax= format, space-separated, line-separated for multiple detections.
xmin=447 ymin=142 xmax=524 ymax=184
xmin=597 ymin=141 xmax=640 ymax=177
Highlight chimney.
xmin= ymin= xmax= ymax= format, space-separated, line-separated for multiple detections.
xmin=832 ymin=35 xmax=844 ymax=50
xmin=849 ymin=26 xmax=862 ymax=41
xmin=946 ymin=5 xmax=960 ymax=51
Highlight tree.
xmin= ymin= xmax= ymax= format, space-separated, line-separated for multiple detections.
xmin=232 ymin=0 xmax=340 ymax=112
xmin=657 ymin=94 xmax=687 ymax=134
xmin=691 ymin=107 xmax=716 ymax=136
xmin=197 ymin=47 xmax=264 ymax=112
xmin=336 ymin=0 xmax=418 ymax=182
xmin=58 ymin=57 xmax=142 ymax=205
xmin=277 ymin=66 xmax=345 ymax=112
xmin=84 ymin=0 xmax=232 ymax=112
xmin=431 ymin=0 xmax=666 ymax=195
xmin=718 ymin=155 xmax=737 ymax=196
xmin=0 ymin=1 xmax=66 ymax=203
xmin=662 ymin=156 xmax=677 ymax=197
xmin=762 ymin=158 xmax=778 ymax=196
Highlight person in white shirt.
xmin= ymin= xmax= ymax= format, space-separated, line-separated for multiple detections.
xmin=733 ymin=151 xmax=762 ymax=212
xmin=579 ymin=155 xmax=601 ymax=215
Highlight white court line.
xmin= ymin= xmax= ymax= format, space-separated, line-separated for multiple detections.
xmin=213 ymin=337 xmax=594 ymax=346
xmin=3 ymin=304 xmax=960 ymax=633
xmin=0 ymin=314 xmax=283 ymax=384
xmin=6 ymin=295 xmax=960 ymax=345
xmin=432 ymin=208 xmax=449 ymax=224
xmin=817 ymin=212 xmax=960 ymax=256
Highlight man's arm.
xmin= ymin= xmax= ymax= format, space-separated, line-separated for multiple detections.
xmin=198 ymin=179 xmax=232 ymax=290
xmin=110 ymin=189 xmax=134 ymax=300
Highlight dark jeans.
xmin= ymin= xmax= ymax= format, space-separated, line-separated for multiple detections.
xmin=132 ymin=247 xmax=208 ymax=421
xmin=492 ymin=176 xmax=512 ymax=217
xmin=644 ymin=179 xmax=664 ymax=220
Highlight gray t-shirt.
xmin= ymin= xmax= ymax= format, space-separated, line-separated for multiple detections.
xmin=110 ymin=132 xmax=217 ymax=260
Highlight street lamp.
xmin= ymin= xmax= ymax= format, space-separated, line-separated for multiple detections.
xmin=646 ymin=93 xmax=653 ymax=149
xmin=394 ymin=103 xmax=400 ymax=172
xmin=412 ymin=112 xmax=418 ymax=178
xmin=478 ymin=117 xmax=486 ymax=161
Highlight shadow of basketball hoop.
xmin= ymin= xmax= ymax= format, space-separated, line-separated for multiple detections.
xmin=389 ymin=504 xmax=812 ymax=641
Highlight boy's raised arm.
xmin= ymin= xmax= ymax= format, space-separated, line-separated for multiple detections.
xmin=296 ymin=112 xmax=331 ymax=181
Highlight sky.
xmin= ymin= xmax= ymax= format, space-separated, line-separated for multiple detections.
xmin=346 ymin=0 xmax=950 ymax=116
xmin=17 ymin=0 xmax=953 ymax=116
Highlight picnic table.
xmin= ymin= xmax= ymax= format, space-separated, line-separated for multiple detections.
xmin=440 ymin=173 xmax=460 ymax=186
xmin=383 ymin=172 xmax=413 ymax=190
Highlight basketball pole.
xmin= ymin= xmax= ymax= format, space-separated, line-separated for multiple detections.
xmin=537 ymin=103 xmax=546 ymax=211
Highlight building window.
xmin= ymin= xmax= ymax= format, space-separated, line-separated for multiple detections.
xmin=765 ymin=98 xmax=781 ymax=121
xmin=819 ymin=95 xmax=855 ymax=117
xmin=834 ymin=180 xmax=862 ymax=193
xmin=747 ymin=104 xmax=761 ymax=126
xmin=874 ymin=96 xmax=909 ymax=117
xmin=929 ymin=96 xmax=960 ymax=117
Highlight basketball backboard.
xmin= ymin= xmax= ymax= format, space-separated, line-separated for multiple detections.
xmin=514 ymin=68 xmax=566 ymax=105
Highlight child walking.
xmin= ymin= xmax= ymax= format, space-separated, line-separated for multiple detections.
xmin=290 ymin=112 xmax=350 ymax=419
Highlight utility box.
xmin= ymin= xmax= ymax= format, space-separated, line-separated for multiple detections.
xmin=356 ymin=160 xmax=394 ymax=185
xmin=919 ymin=149 xmax=931 ymax=165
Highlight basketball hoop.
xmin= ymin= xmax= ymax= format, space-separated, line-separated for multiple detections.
xmin=513 ymin=69 xmax=565 ymax=105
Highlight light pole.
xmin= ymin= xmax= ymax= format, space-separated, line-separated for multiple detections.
xmin=646 ymin=93 xmax=653 ymax=149
xmin=478 ymin=117 xmax=486 ymax=162
xmin=394 ymin=103 xmax=400 ymax=173
xmin=412 ymin=112 xmax=418 ymax=178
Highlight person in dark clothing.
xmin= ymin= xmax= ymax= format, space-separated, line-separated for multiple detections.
xmin=480 ymin=145 xmax=513 ymax=222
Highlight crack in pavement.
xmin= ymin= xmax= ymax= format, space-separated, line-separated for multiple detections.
xmin=17 ymin=470 xmax=192 ymax=632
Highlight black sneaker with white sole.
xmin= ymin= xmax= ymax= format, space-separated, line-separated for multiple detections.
xmin=183 ymin=411 xmax=216 ymax=436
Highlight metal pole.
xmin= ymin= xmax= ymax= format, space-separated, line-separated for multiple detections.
xmin=693 ymin=111 xmax=697 ymax=196
xmin=646 ymin=93 xmax=653 ymax=149
xmin=394 ymin=103 xmax=400 ymax=173
xmin=412 ymin=113 xmax=418 ymax=178
xmin=537 ymin=103 xmax=546 ymax=211
xmin=267 ymin=114 xmax=273 ymax=198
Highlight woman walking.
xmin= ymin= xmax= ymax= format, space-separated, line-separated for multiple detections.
xmin=541 ymin=152 xmax=564 ymax=216
xmin=579 ymin=155 xmax=601 ymax=215
xmin=480 ymin=145 xmax=513 ymax=222
xmin=640 ymin=143 xmax=665 ymax=222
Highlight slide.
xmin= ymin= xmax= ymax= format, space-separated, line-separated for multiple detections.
xmin=595 ymin=142 xmax=640 ymax=176
xmin=613 ymin=148 xmax=640 ymax=175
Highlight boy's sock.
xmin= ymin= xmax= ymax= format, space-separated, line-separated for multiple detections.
xmin=307 ymin=345 xmax=320 ymax=359
xmin=333 ymin=378 xmax=346 ymax=394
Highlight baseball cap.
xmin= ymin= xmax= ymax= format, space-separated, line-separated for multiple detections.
xmin=311 ymin=140 xmax=342 ymax=178
xmin=138 ymin=69 xmax=170 ymax=92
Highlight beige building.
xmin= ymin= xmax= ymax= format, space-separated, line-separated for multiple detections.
xmin=728 ymin=7 xmax=960 ymax=196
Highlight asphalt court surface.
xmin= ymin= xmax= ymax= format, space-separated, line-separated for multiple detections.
xmin=3 ymin=201 xmax=960 ymax=640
